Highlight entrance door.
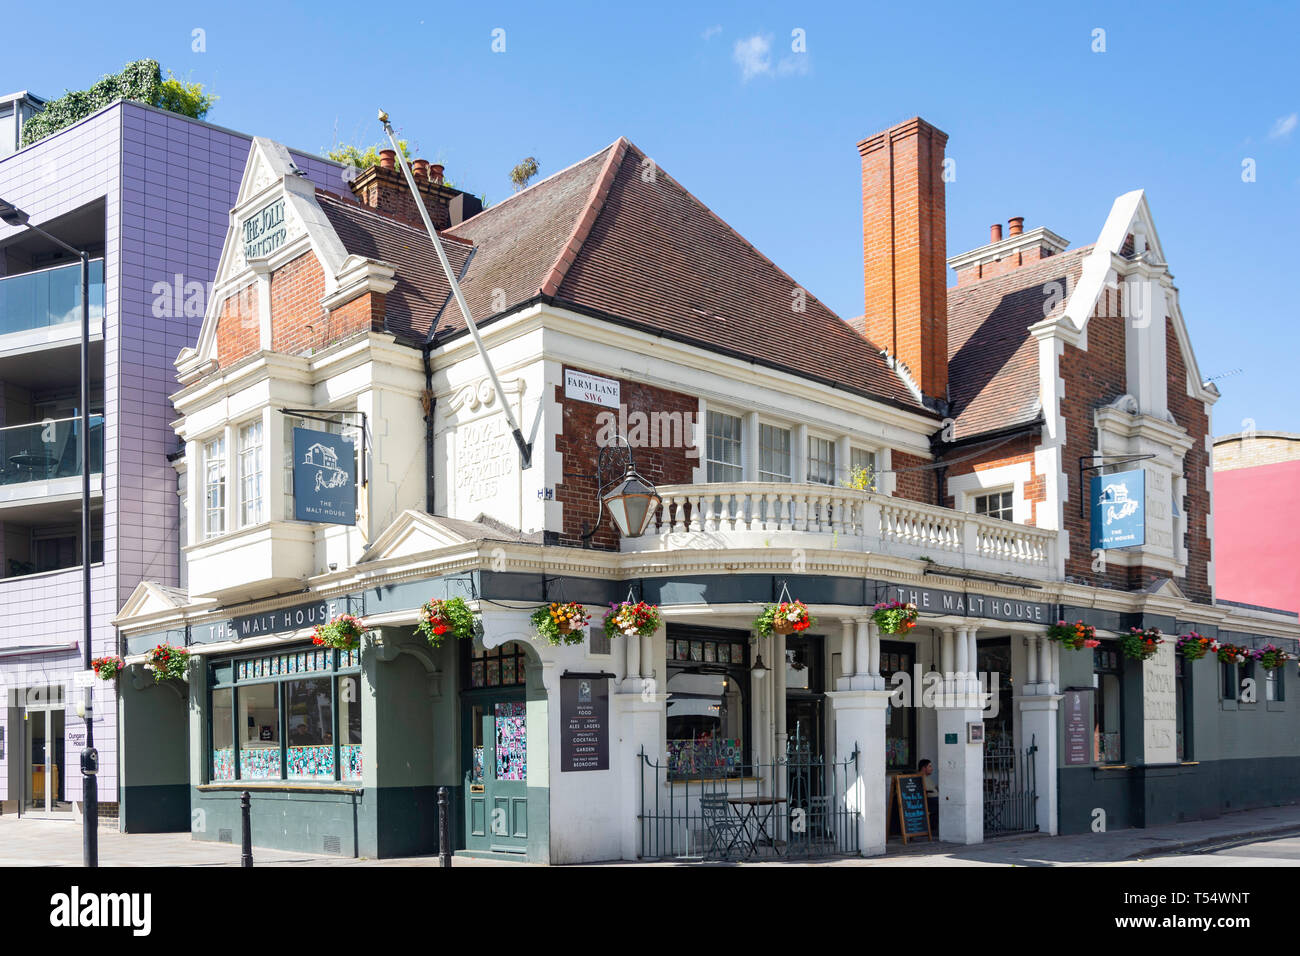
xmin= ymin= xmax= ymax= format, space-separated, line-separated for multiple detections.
xmin=463 ymin=695 xmax=529 ymax=854
xmin=23 ymin=699 xmax=70 ymax=816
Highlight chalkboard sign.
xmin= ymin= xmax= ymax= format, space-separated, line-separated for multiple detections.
xmin=892 ymin=773 xmax=933 ymax=844
xmin=1063 ymin=689 xmax=1093 ymax=766
xmin=560 ymin=675 xmax=609 ymax=772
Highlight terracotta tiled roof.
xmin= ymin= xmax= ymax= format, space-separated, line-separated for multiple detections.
xmin=946 ymin=246 xmax=1092 ymax=439
xmin=316 ymin=189 xmax=473 ymax=341
xmin=325 ymin=139 xmax=925 ymax=411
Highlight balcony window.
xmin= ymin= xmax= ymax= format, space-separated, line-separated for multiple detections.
xmin=706 ymin=411 xmax=743 ymax=483
xmin=238 ymin=420 xmax=264 ymax=527
xmin=849 ymin=447 xmax=878 ymax=491
xmin=758 ymin=424 xmax=791 ymax=482
xmin=0 ymin=415 xmax=103 ymax=488
xmin=0 ymin=259 xmax=105 ymax=336
xmin=974 ymin=489 xmax=1014 ymax=522
xmin=204 ymin=435 xmax=227 ymax=538
xmin=808 ymin=436 xmax=836 ymax=485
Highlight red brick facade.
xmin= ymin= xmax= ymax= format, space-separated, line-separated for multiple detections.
xmin=954 ymin=244 xmax=1061 ymax=286
xmin=554 ymin=368 xmax=699 ymax=550
xmin=1165 ymin=317 xmax=1213 ymax=603
xmin=942 ymin=434 xmax=1048 ymax=526
xmin=214 ymin=252 xmax=384 ymax=368
xmin=893 ymin=450 xmax=938 ymax=505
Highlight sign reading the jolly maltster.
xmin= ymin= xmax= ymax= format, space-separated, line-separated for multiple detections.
xmin=561 ymin=676 xmax=609 ymax=772
xmin=293 ymin=427 xmax=356 ymax=525
xmin=243 ymin=197 xmax=287 ymax=261
xmin=1090 ymin=468 xmax=1145 ymax=550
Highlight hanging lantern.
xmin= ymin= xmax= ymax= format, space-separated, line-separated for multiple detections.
xmin=602 ymin=465 xmax=661 ymax=538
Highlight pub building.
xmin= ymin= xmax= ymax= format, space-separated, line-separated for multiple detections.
xmin=112 ymin=121 xmax=1300 ymax=862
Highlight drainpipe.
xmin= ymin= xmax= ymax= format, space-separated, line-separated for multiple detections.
xmin=422 ymin=343 xmax=436 ymax=514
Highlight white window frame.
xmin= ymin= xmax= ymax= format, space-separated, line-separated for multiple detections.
xmin=849 ymin=446 xmax=879 ymax=491
xmin=948 ymin=461 xmax=1032 ymax=525
xmin=238 ymin=418 xmax=265 ymax=527
xmin=807 ymin=434 xmax=836 ymax=485
xmin=706 ymin=410 xmax=744 ymax=483
xmin=758 ymin=423 xmax=792 ymax=483
xmin=203 ymin=434 xmax=227 ymax=539
xmin=972 ymin=488 xmax=1015 ymax=522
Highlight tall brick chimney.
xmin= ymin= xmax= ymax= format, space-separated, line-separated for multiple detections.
xmin=857 ymin=117 xmax=949 ymax=404
xmin=348 ymin=160 xmax=482 ymax=230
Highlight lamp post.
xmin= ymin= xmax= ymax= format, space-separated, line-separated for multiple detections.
xmin=0 ymin=197 xmax=97 ymax=867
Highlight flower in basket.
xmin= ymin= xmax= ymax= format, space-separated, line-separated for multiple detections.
xmin=531 ymin=602 xmax=591 ymax=646
xmin=416 ymin=597 xmax=477 ymax=648
xmin=145 ymin=643 xmax=190 ymax=684
xmin=753 ymin=601 xmax=815 ymax=638
xmin=602 ymin=601 xmax=662 ymax=639
xmin=1217 ymin=642 xmax=1245 ymax=664
xmin=1120 ymin=626 xmax=1164 ymax=661
xmin=872 ymin=601 xmax=918 ymax=635
xmin=1047 ymin=619 xmax=1098 ymax=651
xmin=312 ymin=613 xmax=367 ymax=651
xmin=1259 ymin=644 xmax=1293 ymax=670
xmin=1176 ymin=632 xmax=1212 ymax=661
xmin=91 ymin=655 xmax=125 ymax=681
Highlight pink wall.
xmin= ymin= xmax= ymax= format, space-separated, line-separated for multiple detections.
xmin=1214 ymin=460 xmax=1300 ymax=614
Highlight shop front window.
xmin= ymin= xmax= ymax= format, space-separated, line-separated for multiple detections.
xmin=212 ymin=687 xmax=234 ymax=780
xmin=1094 ymin=645 xmax=1123 ymax=764
xmin=665 ymin=629 xmax=749 ymax=779
xmin=238 ymin=683 xmax=281 ymax=779
xmin=882 ymin=643 xmax=916 ymax=771
xmin=338 ymin=674 xmax=362 ymax=779
xmin=286 ymin=677 xmax=333 ymax=779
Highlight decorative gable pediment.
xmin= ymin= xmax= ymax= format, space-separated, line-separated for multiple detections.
xmin=361 ymin=510 xmax=474 ymax=564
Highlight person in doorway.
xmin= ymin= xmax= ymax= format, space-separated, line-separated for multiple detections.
xmin=918 ymin=759 xmax=939 ymax=837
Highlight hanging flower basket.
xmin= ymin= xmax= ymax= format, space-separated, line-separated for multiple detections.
xmin=753 ymin=601 xmax=815 ymax=638
xmin=602 ymin=601 xmax=661 ymax=639
xmin=91 ymin=655 xmax=125 ymax=681
xmin=1120 ymin=627 xmax=1164 ymax=661
xmin=1259 ymin=644 xmax=1293 ymax=671
xmin=417 ymin=597 xmax=477 ymax=648
xmin=1176 ymin=633 xmax=1215 ymax=661
xmin=531 ymin=602 xmax=591 ymax=646
xmin=1216 ymin=642 xmax=1253 ymax=665
xmin=1046 ymin=619 xmax=1100 ymax=651
xmin=872 ymin=601 xmax=918 ymax=635
xmin=145 ymin=643 xmax=190 ymax=684
xmin=313 ymin=613 xmax=367 ymax=651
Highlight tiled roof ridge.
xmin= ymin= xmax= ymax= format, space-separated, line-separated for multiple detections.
xmin=540 ymin=137 xmax=630 ymax=297
xmin=314 ymin=187 xmax=476 ymax=249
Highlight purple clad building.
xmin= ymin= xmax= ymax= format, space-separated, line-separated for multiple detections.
xmin=0 ymin=95 xmax=340 ymax=831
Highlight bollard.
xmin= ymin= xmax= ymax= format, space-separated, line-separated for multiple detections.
xmin=438 ymin=786 xmax=451 ymax=868
xmin=241 ymin=791 xmax=253 ymax=867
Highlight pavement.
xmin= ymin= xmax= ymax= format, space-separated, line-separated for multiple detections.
xmin=2 ymin=803 xmax=1299 ymax=866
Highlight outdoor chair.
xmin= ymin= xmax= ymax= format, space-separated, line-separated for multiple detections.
xmin=699 ymin=794 xmax=748 ymax=860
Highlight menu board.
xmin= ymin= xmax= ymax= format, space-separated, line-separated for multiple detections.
xmin=1063 ymin=689 xmax=1093 ymax=766
xmin=892 ymin=773 xmax=932 ymax=843
xmin=561 ymin=676 xmax=609 ymax=772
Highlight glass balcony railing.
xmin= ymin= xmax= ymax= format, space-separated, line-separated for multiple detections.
xmin=0 ymin=416 xmax=103 ymax=488
xmin=0 ymin=259 xmax=105 ymax=337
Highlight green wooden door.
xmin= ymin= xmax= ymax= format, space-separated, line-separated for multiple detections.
xmin=464 ymin=695 xmax=528 ymax=854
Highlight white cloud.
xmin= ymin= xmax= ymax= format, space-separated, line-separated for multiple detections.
xmin=777 ymin=55 xmax=810 ymax=76
xmin=701 ymin=24 xmax=722 ymax=41
xmin=733 ymin=34 xmax=772 ymax=81
xmin=1269 ymin=113 xmax=1297 ymax=139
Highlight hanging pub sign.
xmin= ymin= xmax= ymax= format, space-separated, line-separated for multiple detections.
xmin=293 ymin=427 xmax=356 ymax=525
xmin=242 ymin=197 xmax=287 ymax=261
xmin=1090 ymin=468 xmax=1145 ymax=549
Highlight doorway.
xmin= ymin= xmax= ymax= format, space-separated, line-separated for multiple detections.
xmin=461 ymin=641 xmax=529 ymax=855
xmin=22 ymin=687 xmax=71 ymax=817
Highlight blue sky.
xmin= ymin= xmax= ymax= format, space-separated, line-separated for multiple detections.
xmin=9 ymin=0 xmax=1297 ymax=432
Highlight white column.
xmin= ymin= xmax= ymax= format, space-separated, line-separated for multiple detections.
xmin=967 ymin=627 xmax=979 ymax=698
xmin=793 ymin=423 xmax=809 ymax=483
xmin=1037 ymin=635 xmax=1052 ymax=695
xmin=1016 ymin=695 xmax=1061 ymax=835
xmin=1026 ymin=635 xmax=1039 ymax=689
xmin=954 ymin=626 xmax=969 ymax=685
xmin=839 ymin=620 xmax=855 ymax=690
xmin=1050 ymin=642 xmax=1061 ymax=696
xmin=621 ymin=632 xmax=642 ymax=692
xmin=868 ymin=620 xmax=882 ymax=689
xmin=641 ymin=624 xmax=658 ymax=686
xmin=941 ymin=628 xmax=955 ymax=700
xmin=935 ymin=703 xmax=985 ymax=845
xmin=774 ymin=631 xmax=788 ymax=797
xmin=827 ymin=688 xmax=894 ymax=856
xmin=742 ymin=411 xmax=760 ymax=481
xmin=854 ymin=617 xmax=870 ymax=681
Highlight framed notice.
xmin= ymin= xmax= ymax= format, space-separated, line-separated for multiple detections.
xmin=561 ymin=675 xmax=609 ymax=772
xmin=1063 ymin=689 xmax=1094 ymax=766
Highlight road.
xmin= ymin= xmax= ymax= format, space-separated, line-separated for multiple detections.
xmin=1110 ymin=833 xmax=1300 ymax=867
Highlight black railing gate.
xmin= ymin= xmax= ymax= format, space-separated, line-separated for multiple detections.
xmin=983 ymin=734 xmax=1038 ymax=836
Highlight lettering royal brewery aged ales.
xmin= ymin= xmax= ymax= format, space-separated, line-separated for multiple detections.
xmin=242 ymin=198 xmax=287 ymax=261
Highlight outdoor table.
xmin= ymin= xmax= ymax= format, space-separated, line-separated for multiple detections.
xmin=727 ymin=795 xmax=787 ymax=856
xmin=8 ymin=452 xmax=57 ymax=480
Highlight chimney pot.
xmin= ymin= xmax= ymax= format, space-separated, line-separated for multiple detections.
xmin=990 ymin=223 xmax=1003 ymax=243
xmin=378 ymin=149 xmax=397 ymax=170
xmin=429 ymin=164 xmax=445 ymax=186
xmin=412 ymin=158 xmax=429 ymax=181
xmin=1008 ymin=216 xmax=1024 ymax=236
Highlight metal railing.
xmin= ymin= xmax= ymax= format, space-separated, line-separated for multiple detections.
xmin=0 ymin=259 xmax=105 ymax=336
xmin=983 ymin=734 xmax=1038 ymax=837
xmin=638 ymin=743 xmax=860 ymax=861
xmin=627 ymin=481 xmax=1061 ymax=575
xmin=0 ymin=415 xmax=103 ymax=487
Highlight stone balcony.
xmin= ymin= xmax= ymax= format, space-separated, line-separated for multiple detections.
xmin=621 ymin=481 xmax=1063 ymax=580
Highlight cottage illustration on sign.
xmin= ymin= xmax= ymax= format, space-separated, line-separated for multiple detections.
xmin=303 ymin=442 xmax=349 ymax=493
xmin=1097 ymin=481 xmax=1140 ymax=526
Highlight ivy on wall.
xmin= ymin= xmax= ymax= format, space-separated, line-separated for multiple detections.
xmin=20 ymin=59 xmax=216 ymax=147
